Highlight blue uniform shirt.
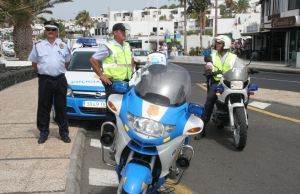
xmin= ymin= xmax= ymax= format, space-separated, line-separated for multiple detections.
xmin=28 ymin=39 xmax=71 ymax=76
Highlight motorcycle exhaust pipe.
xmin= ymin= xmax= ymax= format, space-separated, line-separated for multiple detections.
xmin=176 ymin=144 xmax=194 ymax=170
xmin=100 ymin=121 xmax=117 ymax=147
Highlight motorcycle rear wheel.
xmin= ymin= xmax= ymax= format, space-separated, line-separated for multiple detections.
xmin=233 ymin=107 xmax=248 ymax=151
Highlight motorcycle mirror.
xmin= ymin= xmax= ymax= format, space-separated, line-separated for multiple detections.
xmin=247 ymin=51 xmax=259 ymax=66
xmin=112 ymin=81 xmax=129 ymax=93
xmin=188 ymin=103 xmax=204 ymax=117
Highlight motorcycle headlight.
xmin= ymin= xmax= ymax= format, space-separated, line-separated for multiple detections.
xmin=127 ymin=112 xmax=174 ymax=138
xmin=230 ymin=81 xmax=243 ymax=90
xmin=67 ymin=87 xmax=73 ymax=97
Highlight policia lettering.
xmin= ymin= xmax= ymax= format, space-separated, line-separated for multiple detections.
xmin=102 ymin=41 xmax=133 ymax=81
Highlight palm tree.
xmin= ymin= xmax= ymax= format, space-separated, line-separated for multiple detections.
xmin=225 ymin=0 xmax=237 ymax=17
xmin=75 ymin=10 xmax=93 ymax=37
xmin=236 ymin=0 xmax=250 ymax=13
xmin=187 ymin=0 xmax=211 ymax=48
xmin=0 ymin=0 xmax=72 ymax=60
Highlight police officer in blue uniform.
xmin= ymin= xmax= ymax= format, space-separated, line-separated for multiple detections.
xmin=28 ymin=20 xmax=71 ymax=144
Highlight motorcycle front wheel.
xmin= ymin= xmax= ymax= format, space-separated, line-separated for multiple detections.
xmin=233 ymin=107 xmax=248 ymax=151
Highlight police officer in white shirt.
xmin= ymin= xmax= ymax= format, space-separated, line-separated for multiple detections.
xmin=28 ymin=20 xmax=71 ymax=144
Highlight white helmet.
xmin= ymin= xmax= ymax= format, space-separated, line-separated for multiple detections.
xmin=146 ymin=52 xmax=167 ymax=66
xmin=214 ymin=35 xmax=232 ymax=50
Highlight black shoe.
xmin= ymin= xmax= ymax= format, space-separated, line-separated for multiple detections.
xmin=38 ymin=136 xmax=48 ymax=144
xmin=61 ymin=136 xmax=71 ymax=143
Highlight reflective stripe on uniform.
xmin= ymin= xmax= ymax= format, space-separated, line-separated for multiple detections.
xmin=102 ymin=63 xmax=132 ymax=68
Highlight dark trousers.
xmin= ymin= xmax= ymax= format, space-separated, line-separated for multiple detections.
xmin=37 ymin=74 xmax=69 ymax=138
xmin=202 ymin=83 xmax=218 ymax=123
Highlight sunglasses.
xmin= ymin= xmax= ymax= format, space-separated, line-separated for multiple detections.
xmin=46 ymin=28 xmax=57 ymax=32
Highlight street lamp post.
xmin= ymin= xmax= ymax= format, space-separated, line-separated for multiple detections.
xmin=184 ymin=0 xmax=187 ymax=55
xmin=157 ymin=0 xmax=159 ymax=51
xmin=214 ymin=0 xmax=218 ymax=37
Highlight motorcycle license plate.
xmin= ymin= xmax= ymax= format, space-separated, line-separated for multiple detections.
xmin=83 ymin=101 xmax=106 ymax=108
xmin=231 ymin=81 xmax=243 ymax=90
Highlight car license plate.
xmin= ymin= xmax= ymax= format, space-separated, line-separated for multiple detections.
xmin=83 ymin=101 xmax=106 ymax=108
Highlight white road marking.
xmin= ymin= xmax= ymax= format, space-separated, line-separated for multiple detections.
xmin=90 ymin=138 xmax=110 ymax=149
xmin=89 ymin=168 xmax=119 ymax=186
xmin=248 ymin=101 xmax=271 ymax=109
xmin=251 ymin=77 xmax=300 ymax=84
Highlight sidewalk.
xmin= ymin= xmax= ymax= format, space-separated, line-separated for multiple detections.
xmin=0 ymin=78 xmax=84 ymax=193
xmin=169 ymin=56 xmax=300 ymax=74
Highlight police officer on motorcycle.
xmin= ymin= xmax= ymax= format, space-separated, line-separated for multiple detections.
xmin=195 ymin=35 xmax=237 ymax=139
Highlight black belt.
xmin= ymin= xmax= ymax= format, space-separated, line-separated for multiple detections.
xmin=38 ymin=73 xmax=65 ymax=80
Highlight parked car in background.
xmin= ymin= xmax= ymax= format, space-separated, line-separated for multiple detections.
xmin=64 ymin=47 xmax=110 ymax=120
xmin=132 ymin=49 xmax=150 ymax=69
xmin=2 ymin=42 xmax=15 ymax=57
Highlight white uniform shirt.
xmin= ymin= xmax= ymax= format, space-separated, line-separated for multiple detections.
xmin=28 ymin=39 xmax=71 ymax=76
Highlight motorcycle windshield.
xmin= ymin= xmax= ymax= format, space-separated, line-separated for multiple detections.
xmin=223 ymin=58 xmax=249 ymax=82
xmin=135 ymin=63 xmax=191 ymax=107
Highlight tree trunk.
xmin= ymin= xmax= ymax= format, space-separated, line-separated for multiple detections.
xmin=13 ymin=21 xmax=33 ymax=60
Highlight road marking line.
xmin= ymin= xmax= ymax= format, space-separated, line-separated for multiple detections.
xmin=89 ymin=168 xmax=118 ymax=186
xmin=166 ymin=180 xmax=196 ymax=194
xmin=252 ymin=77 xmax=300 ymax=84
xmin=196 ymin=83 xmax=300 ymax=125
xmin=90 ymin=138 xmax=110 ymax=149
xmin=248 ymin=106 xmax=300 ymax=124
xmin=248 ymin=101 xmax=271 ymax=109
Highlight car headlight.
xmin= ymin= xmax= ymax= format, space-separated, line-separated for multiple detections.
xmin=230 ymin=81 xmax=243 ymax=90
xmin=127 ymin=112 xmax=174 ymax=138
xmin=67 ymin=87 xmax=73 ymax=97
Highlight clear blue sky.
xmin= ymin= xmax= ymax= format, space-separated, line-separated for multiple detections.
xmin=48 ymin=0 xmax=226 ymax=20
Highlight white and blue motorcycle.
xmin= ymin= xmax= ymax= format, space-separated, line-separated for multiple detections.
xmin=100 ymin=63 xmax=204 ymax=194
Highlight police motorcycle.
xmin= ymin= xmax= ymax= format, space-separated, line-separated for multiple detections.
xmin=205 ymin=56 xmax=258 ymax=151
xmin=100 ymin=52 xmax=204 ymax=193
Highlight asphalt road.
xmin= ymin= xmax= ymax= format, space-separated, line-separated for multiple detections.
xmin=180 ymin=63 xmax=300 ymax=92
xmin=79 ymin=64 xmax=300 ymax=194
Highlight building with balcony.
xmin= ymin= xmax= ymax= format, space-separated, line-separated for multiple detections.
xmin=254 ymin=0 xmax=300 ymax=61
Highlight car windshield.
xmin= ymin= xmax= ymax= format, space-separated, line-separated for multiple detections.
xmin=135 ymin=63 xmax=191 ymax=107
xmin=68 ymin=51 xmax=95 ymax=72
xmin=134 ymin=50 xmax=149 ymax=56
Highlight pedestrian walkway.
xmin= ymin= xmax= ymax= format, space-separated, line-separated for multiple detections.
xmin=0 ymin=78 xmax=80 ymax=193
xmin=169 ymin=56 xmax=300 ymax=74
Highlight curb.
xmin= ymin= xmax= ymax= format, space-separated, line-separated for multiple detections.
xmin=65 ymin=128 xmax=87 ymax=194
xmin=169 ymin=61 xmax=300 ymax=74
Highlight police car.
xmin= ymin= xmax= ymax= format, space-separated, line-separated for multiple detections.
xmin=65 ymin=47 xmax=109 ymax=120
